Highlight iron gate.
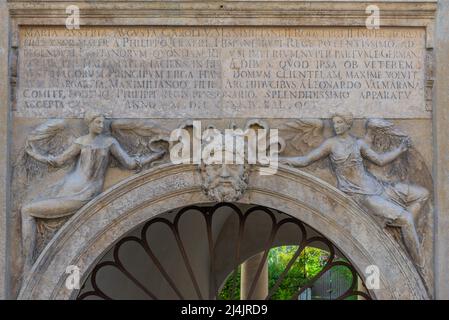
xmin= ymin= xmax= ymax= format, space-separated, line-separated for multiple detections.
xmin=77 ymin=203 xmax=371 ymax=300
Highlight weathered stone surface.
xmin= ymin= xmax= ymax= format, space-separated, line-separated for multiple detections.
xmin=18 ymin=164 xmax=428 ymax=300
xmin=434 ymin=0 xmax=449 ymax=300
xmin=0 ymin=0 xmax=10 ymax=300
xmin=17 ymin=26 xmax=428 ymax=119
xmin=1 ymin=0 xmax=444 ymax=301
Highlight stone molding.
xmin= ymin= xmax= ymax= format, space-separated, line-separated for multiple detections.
xmin=8 ymin=1 xmax=437 ymax=46
xmin=18 ymin=164 xmax=428 ymax=300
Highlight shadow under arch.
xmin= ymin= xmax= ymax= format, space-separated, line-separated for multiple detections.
xmin=18 ymin=163 xmax=428 ymax=300
xmin=75 ymin=203 xmax=369 ymax=300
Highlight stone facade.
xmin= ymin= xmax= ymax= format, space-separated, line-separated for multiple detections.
xmin=1 ymin=0 xmax=448 ymax=300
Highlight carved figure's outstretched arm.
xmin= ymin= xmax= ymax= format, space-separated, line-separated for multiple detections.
xmin=110 ymin=140 xmax=165 ymax=170
xmin=26 ymin=143 xmax=81 ymax=167
xmin=279 ymin=140 xmax=332 ymax=167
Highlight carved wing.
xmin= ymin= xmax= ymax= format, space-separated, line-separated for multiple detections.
xmin=364 ymin=119 xmax=433 ymax=265
xmin=111 ymin=119 xmax=171 ymax=167
xmin=15 ymin=119 xmax=78 ymax=183
xmin=364 ymin=118 xmax=408 ymax=150
xmin=364 ymin=119 xmax=432 ymax=189
xmin=279 ymin=119 xmax=325 ymax=154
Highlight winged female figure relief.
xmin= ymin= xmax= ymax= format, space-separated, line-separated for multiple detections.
xmin=279 ymin=113 xmax=430 ymax=269
xmin=20 ymin=112 xmax=168 ymax=274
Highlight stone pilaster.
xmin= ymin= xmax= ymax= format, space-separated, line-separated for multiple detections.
xmin=0 ymin=0 xmax=10 ymax=300
xmin=433 ymin=0 xmax=449 ymax=300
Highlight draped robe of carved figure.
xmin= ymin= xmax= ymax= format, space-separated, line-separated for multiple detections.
xmin=279 ymin=114 xmax=429 ymax=267
xmin=21 ymin=113 xmax=165 ymax=274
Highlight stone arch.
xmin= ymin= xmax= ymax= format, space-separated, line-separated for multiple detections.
xmin=18 ymin=163 xmax=428 ymax=300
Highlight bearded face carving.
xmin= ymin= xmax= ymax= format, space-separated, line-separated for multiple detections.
xmin=200 ymin=162 xmax=249 ymax=202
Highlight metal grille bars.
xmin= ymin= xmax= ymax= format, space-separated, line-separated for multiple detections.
xmin=77 ymin=203 xmax=371 ymax=300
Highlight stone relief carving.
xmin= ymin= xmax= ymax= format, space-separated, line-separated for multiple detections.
xmin=199 ymin=124 xmax=250 ymax=203
xmin=197 ymin=119 xmax=281 ymax=202
xmin=200 ymin=160 xmax=249 ymax=203
xmin=12 ymin=112 xmax=433 ymax=293
xmin=18 ymin=112 xmax=168 ymax=273
xmin=279 ymin=113 xmax=431 ymax=270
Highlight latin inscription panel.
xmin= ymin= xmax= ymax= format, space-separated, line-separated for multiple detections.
xmin=17 ymin=26 xmax=428 ymax=118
